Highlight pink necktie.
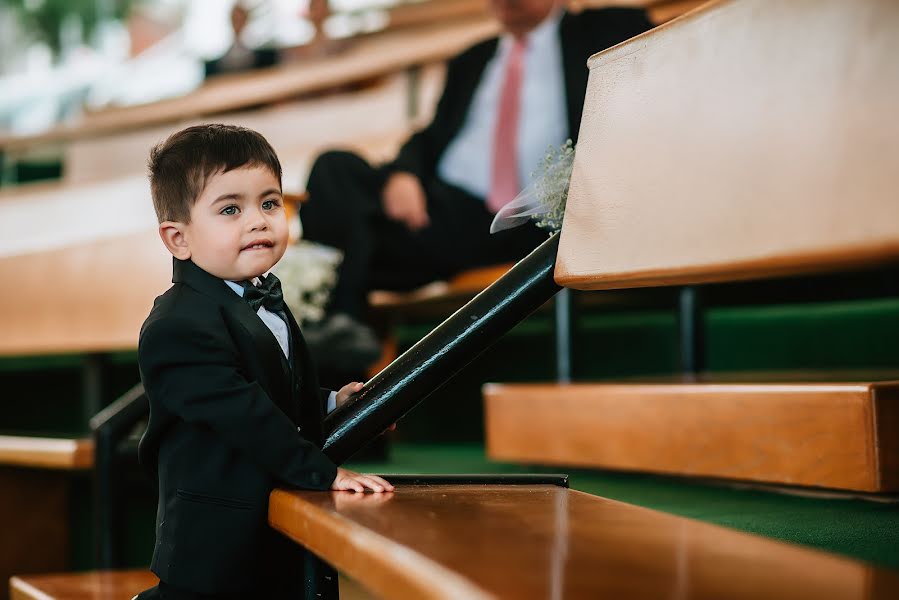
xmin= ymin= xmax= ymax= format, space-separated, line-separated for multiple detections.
xmin=487 ymin=39 xmax=526 ymax=214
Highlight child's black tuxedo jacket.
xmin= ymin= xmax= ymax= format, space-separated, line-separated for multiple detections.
xmin=138 ymin=258 xmax=337 ymax=596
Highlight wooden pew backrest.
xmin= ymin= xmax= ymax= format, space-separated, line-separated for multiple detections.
xmin=557 ymin=0 xmax=899 ymax=290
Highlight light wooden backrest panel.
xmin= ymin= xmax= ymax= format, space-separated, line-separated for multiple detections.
xmin=556 ymin=0 xmax=899 ymax=290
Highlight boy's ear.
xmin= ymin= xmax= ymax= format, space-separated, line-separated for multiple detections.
xmin=159 ymin=221 xmax=191 ymax=260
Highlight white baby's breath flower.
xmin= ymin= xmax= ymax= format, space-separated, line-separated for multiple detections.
xmin=490 ymin=140 xmax=575 ymax=234
xmin=271 ymin=241 xmax=342 ymax=324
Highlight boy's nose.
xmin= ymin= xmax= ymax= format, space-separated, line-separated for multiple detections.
xmin=248 ymin=211 xmax=268 ymax=231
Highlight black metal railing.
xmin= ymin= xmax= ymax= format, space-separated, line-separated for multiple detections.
xmin=322 ymin=233 xmax=561 ymax=463
xmin=89 ymin=382 xmax=148 ymax=568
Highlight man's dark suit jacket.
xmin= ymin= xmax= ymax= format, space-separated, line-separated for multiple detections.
xmin=387 ymin=7 xmax=652 ymax=183
xmin=138 ymin=258 xmax=338 ymax=596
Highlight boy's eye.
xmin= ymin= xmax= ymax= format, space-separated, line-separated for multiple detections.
xmin=220 ymin=205 xmax=239 ymax=216
xmin=262 ymin=199 xmax=280 ymax=211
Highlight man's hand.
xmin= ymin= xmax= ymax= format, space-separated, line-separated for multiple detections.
xmin=336 ymin=381 xmax=363 ymax=409
xmin=331 ymin=468 xmax=394 ymax=493
xmin=382 ymin=172 xmax=430 ymax=231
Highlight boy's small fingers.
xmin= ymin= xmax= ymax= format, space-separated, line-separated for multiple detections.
xmin=358 ymin=476 xmax=383 ymax=492
xmin=365 ymin=475 xmax=392 ymax=491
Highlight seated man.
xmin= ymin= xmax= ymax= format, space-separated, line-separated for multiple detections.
xmin=301 ymin=0 xmax=652 ymax=368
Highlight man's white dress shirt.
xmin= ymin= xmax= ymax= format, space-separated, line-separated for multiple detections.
xmin=437 ymin=10 xmax=568 ymax=200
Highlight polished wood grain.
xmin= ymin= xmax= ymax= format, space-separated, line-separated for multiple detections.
xmin=9 ymin=570 xmax=157 ymax=600
xmin=484 ymin=379 xmax=899 ymax=492
xmin=0 ymin=436 xmax=93 ymax=470
xmin=556 ymin=0 xmax=899 ymax=290
xmin=269 ymin=484 xmax=899 ymax=599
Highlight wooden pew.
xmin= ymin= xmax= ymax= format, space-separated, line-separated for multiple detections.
xmin=10 ymin=570 xmax=157 ymax=600
xmin=484 ymin=0 xmax=899 ymax=490
xmin=268 ymin=477 xmax=899 ymax=599
xmin=0 ymin=437 xmax=94 ymax=600
xmin=485 ymin=377 xmax=899 ymax=491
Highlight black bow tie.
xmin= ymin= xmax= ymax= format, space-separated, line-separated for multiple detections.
xmin=242 ymin=273 xmax=285 ymax=313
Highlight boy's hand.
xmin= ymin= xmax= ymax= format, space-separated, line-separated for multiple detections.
xmin=336 ymin=381 xmax=364 ymax=409
xmin=331 ymin=468 xmax=394 ymax=493
xmin=336 ymin=382 xmax=396 ymax=432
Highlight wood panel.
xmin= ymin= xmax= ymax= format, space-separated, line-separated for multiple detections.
xmin=269 ymin=484 xmax=899 ymax=599
xmin=0 ymin=436 xmax=93 ymax=470
xmin=556 ymin=0 xmax=899 ymax=290
xmin=0 ymin=469 xmax=70 ymax=600
xmin=0 ymin=229 xmax=170 ymax=356
xmin=484 ymin=380 xmax=899 ymax=491
xmin=10 ymin=570 xmax=157 ymax=600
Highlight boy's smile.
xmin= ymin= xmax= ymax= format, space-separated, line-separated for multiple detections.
xmin=160 ymin=165 xmax=288 ymax=282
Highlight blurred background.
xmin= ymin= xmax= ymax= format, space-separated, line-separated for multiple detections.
xmin=1 ymin=1 xmax=898 ymax=598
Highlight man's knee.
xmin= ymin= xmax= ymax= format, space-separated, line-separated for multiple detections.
xmin=307 ymin=150 xmax=370 ymax=188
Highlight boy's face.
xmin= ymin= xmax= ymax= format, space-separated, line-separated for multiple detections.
xmin=160 ymin=165 xmax=288 ymax=282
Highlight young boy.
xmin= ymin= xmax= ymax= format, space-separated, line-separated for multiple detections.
xmin=135 ymin=124 xmax=393 ymax=600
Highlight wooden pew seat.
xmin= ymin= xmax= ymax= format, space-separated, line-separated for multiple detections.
xmin=269 ymin=479 xmax=899 ymax=599
xmin=10 ymin=570 xmax=157 ymax=600
xmin=484 ymin=374 xmax=899 ymax=492
xmin=369 ymin=263 xmax=512 ymax=313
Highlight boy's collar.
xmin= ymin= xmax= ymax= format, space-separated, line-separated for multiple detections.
xmin=172 ymin=258 xmax=243 ymax=306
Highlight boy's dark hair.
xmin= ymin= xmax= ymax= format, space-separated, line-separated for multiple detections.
xmin=148 ymin=124 xmax=282 ymax=223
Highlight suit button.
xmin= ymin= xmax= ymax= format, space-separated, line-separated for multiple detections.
xmin=310 ymin=473 xmax=321 ymax=485
xmin=296 ymin=426 xmax=302 ymax=432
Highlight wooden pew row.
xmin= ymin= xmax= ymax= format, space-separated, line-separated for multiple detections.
xmin=0 ymin=0 xmax=698 ymax=156
xmin=0 ymin=437 xmax=93 ymax=600
xmin=479 ymin=0 xmax=899 ymax=493
xmin=485 ymin=377 xmax=899 ymax=492
xmin=266 ymin=481 xmax=899 ymax=599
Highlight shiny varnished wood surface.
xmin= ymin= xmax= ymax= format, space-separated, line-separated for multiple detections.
xmin=270 ymin=484 xmax=899 ymax=599
xmin=485 ymin=379 xmax=899 ymax=492
xmin=0 ymin=436 xmax=93 ymax=470
xmin=9 ymin=570 xmax=157 ymax=600
xmin=556 ymin=0 xmax=899 ymax=290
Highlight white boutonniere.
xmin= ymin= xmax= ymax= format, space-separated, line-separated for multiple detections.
xmin=271 ymin=241 xmax=342 ymax=324
xmin=490 ymin=139 xmax=575 ymax=234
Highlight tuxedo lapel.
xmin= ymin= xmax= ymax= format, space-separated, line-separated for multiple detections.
xmin=282 ymin=308 xmax=326 ymax=444
xmin=173 ymin=259 xmax=292 ymax=414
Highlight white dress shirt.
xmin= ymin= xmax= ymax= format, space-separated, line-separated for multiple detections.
xmin=437 ymin=10 xmax=568 ymax=200
xmin=225 ymin=278 xmax=337 ymax=413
